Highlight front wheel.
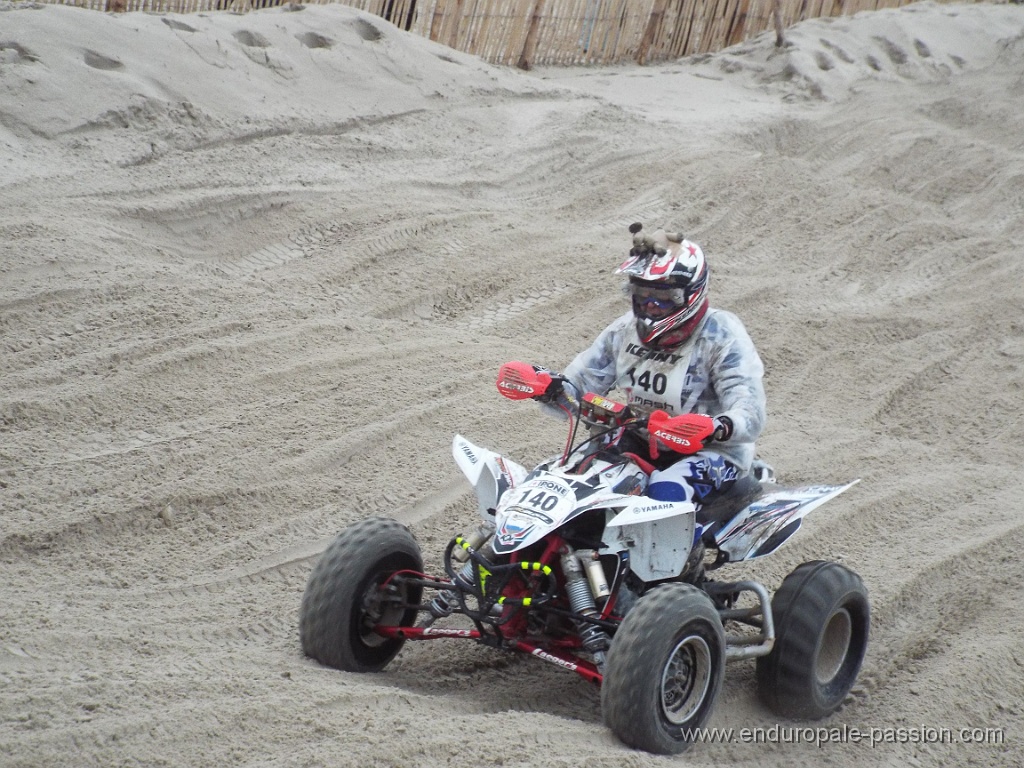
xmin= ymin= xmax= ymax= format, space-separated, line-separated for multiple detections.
xmin=601 ymin=583 xmax=726 ymax=754
xmin=300 ymin=517 xmax=423 ymax=672
xmin=756 ymin=560 xmax=869 ymax=719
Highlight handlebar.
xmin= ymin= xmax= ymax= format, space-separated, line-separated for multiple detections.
xmin=497 ymin=361 xmax=715 ymax=458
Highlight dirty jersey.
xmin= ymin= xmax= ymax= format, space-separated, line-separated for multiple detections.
xmin=561 ymin=309 xmax=767 ymax=471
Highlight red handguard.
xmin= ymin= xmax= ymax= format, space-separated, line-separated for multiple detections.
xmin=496 ymin=361 xmax=553 ymax=401
xmin=647 ymin=411 xmax=715 ymax=457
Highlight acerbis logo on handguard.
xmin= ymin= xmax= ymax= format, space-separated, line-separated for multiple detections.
xmin=499 ymin=380 xmax=534 ymax=394
xmin=654 ymin=429 xmax=691 ymax=447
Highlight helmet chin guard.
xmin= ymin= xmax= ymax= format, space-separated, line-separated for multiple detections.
xmin=637 ymin=299 xmax=709 ymax=349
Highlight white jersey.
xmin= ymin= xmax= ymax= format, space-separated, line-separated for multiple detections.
xmin=560 ymin=308 xmax=766 ymax=472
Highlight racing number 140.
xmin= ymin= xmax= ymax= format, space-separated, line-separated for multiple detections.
xmin=627 ymin=367 xmax=667 ymax=394
xmin=516 ymin=489 xmax=560 ymax=512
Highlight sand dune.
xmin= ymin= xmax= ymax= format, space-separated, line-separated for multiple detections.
xmin=2 ymin=1 xmax=1023 ymax=765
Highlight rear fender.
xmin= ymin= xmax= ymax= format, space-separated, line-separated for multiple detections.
xmin=714 ymin=480 xmax=859 ymax=561
xmin=452 ymin=435 xmax=527 ymax=521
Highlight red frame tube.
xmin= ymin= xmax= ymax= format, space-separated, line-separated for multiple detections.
xmin=374 ymin=625 xmax=603 ymax=684
xmin=377 ymin=625 xmax=483 ymax=640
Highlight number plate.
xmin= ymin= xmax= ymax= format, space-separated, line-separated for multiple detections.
xmin=499 ymin=477 xmax=575 ymax=521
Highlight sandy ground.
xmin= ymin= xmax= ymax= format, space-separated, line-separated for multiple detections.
xmin=2 ymin=1 xmax=1023 ymax=765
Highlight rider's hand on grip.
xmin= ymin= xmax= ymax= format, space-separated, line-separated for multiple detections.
xmin=497 ymin=361 xmax=559 ymax=401
xmin=711 ymin=415 xmax=733 ymax=442
xmin=647 ymin=411 xmax=715 ymax=456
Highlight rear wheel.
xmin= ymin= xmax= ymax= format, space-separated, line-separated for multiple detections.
xmin=602 ymin=583 xmax=726 ymax=754
xmin=300 ymin=517 xmax=423 ymax=672
xmin=756 ymin=560 xmax=869 ymax=719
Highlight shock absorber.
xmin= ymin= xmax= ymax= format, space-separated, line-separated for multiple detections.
xmin=420 ymin=589 xmax=457 ymax=625
xmin=452 ymin=523 xmax=495 ymax=564
xmin=576 ymin=549 xmax=610 ymax=601
xmin=420 ymin=523 xmax=495 ymax=626
xmin=452 ymin=522 xmax=496 ymax=589
xmin=560 ymin=547 xmax=610 ymax=659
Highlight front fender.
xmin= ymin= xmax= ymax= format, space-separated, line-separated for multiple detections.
xmin=452 ymin=435 xmax=527 ymax=521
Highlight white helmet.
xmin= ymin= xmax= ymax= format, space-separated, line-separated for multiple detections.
xmin=616 ymin=223 xmax=709 ymax=349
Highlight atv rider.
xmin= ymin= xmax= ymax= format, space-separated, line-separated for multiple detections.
xmin=538 ymin=223 xmax=767 ymax=507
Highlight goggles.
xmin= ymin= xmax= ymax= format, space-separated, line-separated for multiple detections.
xmin=630 ymin=284 xmax=691 ymax=314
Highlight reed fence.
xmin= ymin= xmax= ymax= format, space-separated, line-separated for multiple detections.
xmin=36 ymin=0 xmax=977 ymax=67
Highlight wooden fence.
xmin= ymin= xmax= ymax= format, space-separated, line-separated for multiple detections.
xmin=39 ymin=0 xmax=968 ymax=67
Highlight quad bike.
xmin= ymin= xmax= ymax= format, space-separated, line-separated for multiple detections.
xmin=300 ymin=362 xmax=869 ymax=754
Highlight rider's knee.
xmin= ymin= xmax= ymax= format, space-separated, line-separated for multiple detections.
xmin=648 ymin=480 xmax=689 ymax=502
